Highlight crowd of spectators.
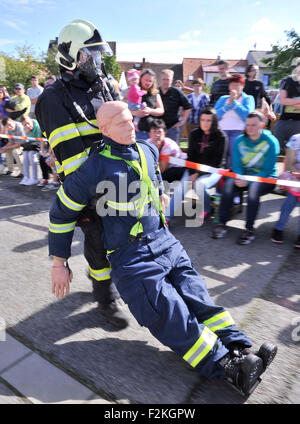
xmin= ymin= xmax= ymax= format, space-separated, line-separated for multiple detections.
xmin=1 ymin=59 xmax=300 ymax=247
xmin=0 ymin=76 xmax=58 ymax=190
xmin=121 ymin=59 xmax=300 ymax=248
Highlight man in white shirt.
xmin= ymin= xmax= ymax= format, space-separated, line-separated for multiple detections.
xmin=27 ymin=75 xmax=43 ymax=119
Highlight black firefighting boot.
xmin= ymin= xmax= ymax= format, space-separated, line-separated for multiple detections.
xmin=228 ymin=341 xmax=277 ymax=373
xmin=91 ymin=278 xmax=129 ymax=330
xmin=218 ymin=349 xmax=264 ymax=396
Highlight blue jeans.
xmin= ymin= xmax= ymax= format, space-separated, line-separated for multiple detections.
xmin=223 ymin=130 xmax=243 ymax=168
xmin=165 ymin=170 xmax=222 ymax=220
xmin=219 ymin=178 xmax=276 ymax=230
xmin=275 ymin=192 xmax=300 ymax=234
xmin=166 ymin=126 xmax=180 ymax=145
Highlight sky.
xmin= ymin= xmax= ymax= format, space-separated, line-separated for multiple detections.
xmin=0 ymin=0 xmax=299 ymax=63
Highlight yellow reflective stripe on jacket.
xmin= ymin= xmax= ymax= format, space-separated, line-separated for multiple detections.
xmin=203 ymin=311 xmax=235 ymax=333
xmin=183 ymin=327 xmax=217 ymax=368
xmin=62 ymin=151 xmax=89 ymax=176
xmin=89 ymin=266 xmax=111 ymax=281
xmin=76 ymin=120 xmax=101 ymax=137
xmin=55 ymin=160 xmax=63 ymax=174
xmin=49 ymin=123 xmax=80 ymax=150
xmin=57 ymin=186 xmax=86 ymax=212
xmin=106 ymin=195 xmax=152 ymax=211
xmin=49 ymin=221 xmax=76 ymax=234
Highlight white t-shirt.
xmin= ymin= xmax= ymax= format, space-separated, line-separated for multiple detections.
xmin=27 ymin=86 xmax=44 ymax=113
xmin=219 ymin=96 xmax=245 ymax=131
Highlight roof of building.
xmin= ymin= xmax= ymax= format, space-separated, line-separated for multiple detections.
xmin=247 ymin=50 xmax=275 ymax=67
xmin=183 ymin=58 xmax=248 ymax=85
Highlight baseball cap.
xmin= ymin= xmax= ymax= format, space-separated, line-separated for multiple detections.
xmin=14 ymin=83 xmax=24 ymax=89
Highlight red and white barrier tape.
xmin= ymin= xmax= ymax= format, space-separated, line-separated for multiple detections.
xmin=159 ymin=154 xmax=300 ymax=189
xmin=0 ymin=134 xmax=47 ymax=142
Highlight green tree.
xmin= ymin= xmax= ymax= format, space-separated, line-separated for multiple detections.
xmin=0 ymin=44 xmax=48 ymax=92
xmin=103 ymin=55 xmax=122 ymax=81
xmin=43 ymin=46 xmax=60 ymax=76
xmin=263 ymin=29 xmax=300 ymax=85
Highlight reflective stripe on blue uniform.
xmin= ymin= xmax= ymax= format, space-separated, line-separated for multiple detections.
xmin=107 ymin=226 xmax=252 ymax=378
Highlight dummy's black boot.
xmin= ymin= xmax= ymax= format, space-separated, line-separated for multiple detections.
xmin=91 ymin=278 xmax=129 ymax=330
xmin=228 ymin=341 xmax=277 ymax=373
xmin=218 ymin=350 xmax=264 ymax=396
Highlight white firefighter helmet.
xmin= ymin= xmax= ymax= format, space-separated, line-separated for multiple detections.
xmin=55 ymin=19 xmax=113 ymax=71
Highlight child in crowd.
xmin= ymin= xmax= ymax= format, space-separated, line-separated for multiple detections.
xmin=126 ymin=69 xmax=147 ymax=130
xmin=272 ymin=133 xmax=300 ymax=248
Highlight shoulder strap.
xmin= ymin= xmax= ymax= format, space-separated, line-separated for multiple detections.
xmin=99 ymin=142 xmax=165 ymax=237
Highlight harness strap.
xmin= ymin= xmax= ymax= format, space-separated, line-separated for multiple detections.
xmin=99 ymin=142 xmax=165 ymax=239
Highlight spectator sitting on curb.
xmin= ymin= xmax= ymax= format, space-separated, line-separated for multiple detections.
xmin=147 ymin=118 xmax=186 ymax=183
xmin=0 ymin=116 xmax=24 ymax=177
xmin=165 ymin=107 xmax=227 ymax=225
xmin=271 ymin=133 xmax=300 ymax=248
xmin=212 ymin=111 xmax=280 ymax=245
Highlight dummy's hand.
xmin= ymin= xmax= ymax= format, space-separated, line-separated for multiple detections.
xmin=51 ymin=260 xmax=73 ymax=298
xmin=235 ymin=178 xmax=248 ymax=188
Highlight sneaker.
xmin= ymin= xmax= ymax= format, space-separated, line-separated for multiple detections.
xmin=220 ymin=352 xmax=264 ymax=396
xmin=12 ymin=172 xmax=23 ymax=178
xmin=19 ymin=176 xmax=29 ymax=185
xmin=2 ymin=170 xmax=12 ymax=176
xmin=294 ymin=235 xmax=300 ymax=249
xmin=237 ymin=229 xmax=255 ymax=245
xmin=41 ymin=182 xmax=59 ymax=191
xmin=37 ymin=179 xmax=48 ymax=187
xmin=271 ymin=228 xmax=283 ymax=244
xmin=23 ymin=177 xmax=38 ymax=186
xmin=212 ymin=223 xmax=227 ymax=239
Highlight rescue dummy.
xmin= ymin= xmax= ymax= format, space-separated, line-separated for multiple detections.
xmin=49 ymin=101 xmax=277 ymax=396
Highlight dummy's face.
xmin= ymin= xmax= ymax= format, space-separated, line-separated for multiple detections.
xmin=107 ymin=108 xmax=136 ymax=145
xmin=149 ymin=127 xmax=165 ymax=148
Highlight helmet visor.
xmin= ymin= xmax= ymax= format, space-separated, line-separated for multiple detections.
xmin=77 ymin=46 xmax=103 ymax=75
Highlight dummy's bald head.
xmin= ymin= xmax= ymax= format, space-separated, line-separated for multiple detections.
xmin=96 ymin=101 xmax=136 ymax=145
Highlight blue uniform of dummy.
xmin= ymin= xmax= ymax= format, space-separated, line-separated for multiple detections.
xmin=49 ymin=136 xmax=251 ymax=379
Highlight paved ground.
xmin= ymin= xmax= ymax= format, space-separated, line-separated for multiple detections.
xmin=0 ymin=172 xmax=299 ymax=404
